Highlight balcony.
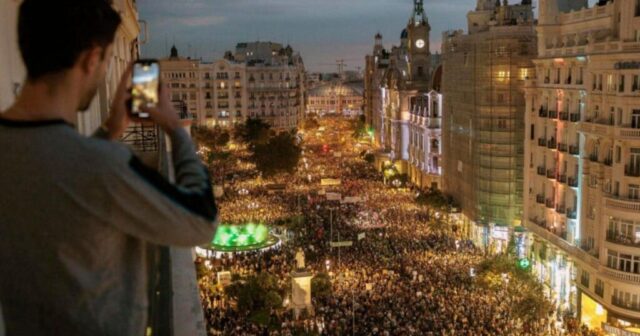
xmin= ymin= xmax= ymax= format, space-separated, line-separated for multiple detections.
xmin=612 ymin=296 xmax=640 ymax=312
xmin=548 ymin=110 xmax=558 ymax=119
xmin=537 ymin=166 xmax=546 ymax=176
xmin=547 ymin=169 xmax=556 ymax=179
xmin=569 ymin=145 xmax=580 ymax=156
xmin=604 ymin=157 xmax=612 ymax=166
xmin=567 ymin=208 xmax=577 ymax=219
xmin=557 ymin=143 xmax=567 ymax=152
xmin=547 ymin=138 xmax=557 ymax=149
xmin=536 ymin=194 xmax=545 ymax=204
xmin=606 ymin=230 xmax=640 ymax=248
xmin=616 ymin=126 xmax=640 ymax=140
xmin=569 ymin=113 xmax=580 ymax=122
xmin=556 ymin=204 xmax=566 ymax=214
xmin=589 ymin=153 xmax=598 ymax=162
xmin=539 ymin=107 xmax=548 ymax=118
xmin=538 ymin=138 xmax=547 ymax=147
xmin=545 ymin=198 xmax=555 ymax=209
xmin=558 ymin=174 xmax=567 ymax=183
xmin=625 ymin=165 xmax=640 ymax=177
xmin=605 ymin=196 xmax=640 ymax=213
xmin=559 ymin=112 xmax=569 ymax=121
xmin=568 ymin=176 xmax=578 ymax=188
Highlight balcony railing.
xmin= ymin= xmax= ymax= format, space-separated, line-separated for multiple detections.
xmin=546 ymin=198 xmax=555 ymax=208
xmin=547 ymin=169 xmax=556 ymax=179
xmin=548 ymin=110 xmax=558 ymax=119
xmin=606 ymin=230 xmax=640 ymax=248
xmin=569 ymin=113 xmax=580 ymax=122
xmin=559 ymin=112 xmax=569 ymax=121
xmin=567 ymin=208 xmax=577 ymax=219
xmin=556 ymin=204 xmax=566 ymax=214
xmin=612 ymin=295 xmax=640 ymax=312
xmin=568 ymin=176 xmax=578 ymax=188
xmin=604 ymin=157 xmax=613 ymax=166
xmin=537 ymin=166 xmax=546 ymax=176
xmin=538 ymin=138 xmax=547 ymax=147
xmin=539 ymin=108 xmax=548 ymax=118
xmin=536 ymin=194 xmax=545 ymax=204
xmin=558 ymin=174 xmax=567 ymax=183
xmin=625 ymin=165 xmax=640 ymax=177
xmin=589 ymin=154 xmax=598 ymax=162
xmin=557 ymin=143 xmax=567 ymax=152
xmin=569 ymin=145 xmax=580 ymax=156
xmin=547 ymin=138 xmax=557 ymax=149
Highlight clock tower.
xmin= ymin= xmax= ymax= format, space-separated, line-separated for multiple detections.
xmin=406 ymin=0 xmax=431 ymax=86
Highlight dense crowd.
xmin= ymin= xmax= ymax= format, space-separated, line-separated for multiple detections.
xmin=197 ymin=117 xmax=597 ymax=336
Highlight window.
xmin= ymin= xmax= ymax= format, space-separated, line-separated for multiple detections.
xmin=595 ymin=279 xmax=604 ymax=297
xmin=607 ymin=250 xmax=619 ymax=269
xmin=632 ymin=110 xmax=640 ymax=128
xmin=630 ymin=184 xmax=640 ymax=200
xmin=417 ymin=66 xmax=424 ymax=77
xmin=580 ymin=270 xmax=590 ymax=288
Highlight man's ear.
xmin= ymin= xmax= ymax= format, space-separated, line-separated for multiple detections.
xmin=78 ymin=46 xmax=104 ymax=76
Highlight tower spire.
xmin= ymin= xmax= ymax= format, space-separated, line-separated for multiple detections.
xmin=410 ymin=0 xmax=427 ymax=25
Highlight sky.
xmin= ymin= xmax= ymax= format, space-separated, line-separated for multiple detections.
xmin=137 ymin=0 xmax=489 ymax=73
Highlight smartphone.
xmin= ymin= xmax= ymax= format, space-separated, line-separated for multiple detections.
xmin=130 ymin=59 xmax=160 ymax=118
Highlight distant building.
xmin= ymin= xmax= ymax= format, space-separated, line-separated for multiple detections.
xmin=441 ymin=0 xmax=536 ymax=248
xmin=364 ymin=0 xmax=443 ymax=189
xmin=161 ymin=41 xmax=306 ymax=130
xmin=307 ymin=81 xmax=363 ymax=117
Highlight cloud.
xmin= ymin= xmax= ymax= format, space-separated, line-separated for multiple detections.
xmin=174 ymin=15 xmax=227 ymax=27
xmin=137 ymin=0 xmax=478 ymax=71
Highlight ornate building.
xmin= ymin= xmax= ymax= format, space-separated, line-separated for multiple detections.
xmin=523 ymin=0 xmax=640 ymax=331
xmin=307 ymin=82 xmax=363 ymax=117
xmin=441 ymin=0 xmax=536 ymax=249
xmin=364 ymin=0 xmax=441 ymax=187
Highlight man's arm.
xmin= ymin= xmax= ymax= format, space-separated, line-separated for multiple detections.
xmin=99 ymin=128 xmax=218 ymax=246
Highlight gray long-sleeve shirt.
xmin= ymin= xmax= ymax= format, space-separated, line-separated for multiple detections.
xmin=0 ymin=118 xmax=218 ymax=335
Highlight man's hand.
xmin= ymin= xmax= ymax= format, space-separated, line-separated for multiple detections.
xmin=103 ymin=63 xmax=134 ymax=140
xmin=140 ymin=82 xmax=181 ymax=133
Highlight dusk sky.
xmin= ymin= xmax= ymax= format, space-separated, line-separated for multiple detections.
xmin=137 ymin=0 xmax=483 ymax=72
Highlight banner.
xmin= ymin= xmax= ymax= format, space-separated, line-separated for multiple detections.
xmin=330 ymin=241 xmax=353 ymax=247
xmin=357 ymin=233 xmax=366 ymax=240
xmin=326 ymin=192 xmax=342 ymax=201
xmin=321 ymin=178 xmax=341 ymax=186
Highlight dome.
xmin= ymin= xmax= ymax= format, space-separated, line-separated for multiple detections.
xmin=308 ymin=82 xmax=364 ymax=97
xmin=400 ymin=28 xmax=408 ymax=39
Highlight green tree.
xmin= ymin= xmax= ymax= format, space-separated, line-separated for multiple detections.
xmin=252 ymin=131 xmax=301 ymax=177
xmin=351 ymin=115 xmax=367 ymax=139
xmin=225 ymin=273 xmax=283 ymax=324
xmin=234 ymin=118 xmax=272 ymax=147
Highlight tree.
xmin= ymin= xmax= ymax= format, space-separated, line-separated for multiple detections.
xmin=251 ymin=131 xmax=301 ymax=177
xmin=311 ymin=272 xmax=332 ymax=300
xmin=302 ymin=117 xmax=320 ymax=130
xmin=234 ymin=118 xmax=272 ymax=147
xmin=351 ymin=114 xmax=367 ymax=139
xmin=225 ymin=272 xmax=283 ymax=325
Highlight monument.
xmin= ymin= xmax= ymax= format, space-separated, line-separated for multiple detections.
xmin=291 ymin=248 xmax=313 ymax=318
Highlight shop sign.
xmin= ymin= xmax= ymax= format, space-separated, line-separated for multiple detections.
xmin=614 ymin=62 xmax=640 ymax=70
xmin=602 ymin=323 xmax=640 ymax=336
xmin=492 ymin=226 xmax=510 ymax=240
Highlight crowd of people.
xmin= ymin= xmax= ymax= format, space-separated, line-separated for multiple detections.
xmin=196 ymin=117 xmax=599 ymax=336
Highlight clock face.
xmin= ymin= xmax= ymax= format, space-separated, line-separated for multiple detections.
xmin=416 ymin=39 xmax=425 ymax=49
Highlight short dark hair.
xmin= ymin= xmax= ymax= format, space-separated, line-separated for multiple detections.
xmin=18 ymin=0 xmax=122 ymax=80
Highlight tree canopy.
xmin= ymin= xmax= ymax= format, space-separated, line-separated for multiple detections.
xmin=251 ymin=131 xmax=302 ymax=177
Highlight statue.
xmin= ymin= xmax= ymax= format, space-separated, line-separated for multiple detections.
xmin=295 ymin=248 xmax=306 ymax=271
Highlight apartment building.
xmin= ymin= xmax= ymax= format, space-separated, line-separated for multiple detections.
xmin=523 ymin=0 xmax=640 ymax=331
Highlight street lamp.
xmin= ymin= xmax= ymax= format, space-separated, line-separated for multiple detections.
xmin=238 ymin=188 xmax=249 ymax=196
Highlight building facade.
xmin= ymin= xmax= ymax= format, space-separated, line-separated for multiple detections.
xmin=0 ymin=0 xmax=140 ymax=137
xmin=161 ymin=42 xmax=306 ymax=131
xmin=161 ymin=50 xmax=248 ymax=128
xmin=307 ymin=81 xmax=363 ymax=117
xmin=408 ymin=90 xmax=443 ymax=189
xmin=523 ymin=0 xmax=640 ymax=331
xmin=363 ymin=0 xmax=439 ymax=185
xmin=441 ymin=0 xmax=536 ymax=249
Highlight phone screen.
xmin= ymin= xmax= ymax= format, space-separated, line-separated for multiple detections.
xmin=131 ymin=61 xmax=159 ymax=118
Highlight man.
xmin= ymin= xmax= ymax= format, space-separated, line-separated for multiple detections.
xmin=0 ymin=0 xmax=218 ymax=335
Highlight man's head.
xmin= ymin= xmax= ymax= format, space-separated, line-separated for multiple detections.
xmin=18 ymin=0 xmax=122 ymax=111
